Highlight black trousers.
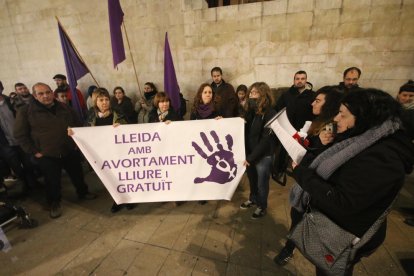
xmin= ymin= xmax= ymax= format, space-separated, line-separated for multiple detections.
xmin=37 ymin=150 xmax=88 ymax=204
xmin=284 ymin=207 xmax=304 ymax=251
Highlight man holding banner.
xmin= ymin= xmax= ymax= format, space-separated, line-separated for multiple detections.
xmin=14 ymin=83 xmax=96 ymax=219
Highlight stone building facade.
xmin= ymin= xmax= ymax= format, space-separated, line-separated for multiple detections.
xmin=0 ymin=0 xmax=413 ymax=101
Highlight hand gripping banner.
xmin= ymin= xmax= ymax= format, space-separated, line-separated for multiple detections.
xmin=71 ymin=118 xmax=246 ymax=204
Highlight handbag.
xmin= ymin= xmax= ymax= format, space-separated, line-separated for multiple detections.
xmin=288 ymin=203 xmax=392 ymax=276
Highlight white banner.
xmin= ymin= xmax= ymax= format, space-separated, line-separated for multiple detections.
xmin=71 ymin=118 xmax=246 ymax=204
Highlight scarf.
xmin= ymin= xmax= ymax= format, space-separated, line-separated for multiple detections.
xmin=290 ymin=119 xmax=400 ymax=211
xmin=97 ymin=110 xmax=112 ymax=118
xmin=157 ymin=109 xmax=169 ymax=122
xmin=197 ymin=103 xmax=214 ymax=118
xmin=144 ymin=91 xmax=156 ymax=100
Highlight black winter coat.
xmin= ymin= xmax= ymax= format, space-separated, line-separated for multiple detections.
xmin=293 ymin=130 xmax=414 ymax=237
xmin=110 ymin=96 xmax=137 ymax=124
xmin=275 ymin=84 xmax=315 ymax=130
xmin=245 ymin=107 xmax=277 ymax=164
xmin=148 ymin=107 xmax=181 ymax=123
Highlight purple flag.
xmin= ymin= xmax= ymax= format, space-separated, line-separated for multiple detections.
xmin=108 ymin=0 xmax=126 ymax=68
xmin=57 ymin=22 xmax=88 ymax=119
xmin=164 ymin=32 xmax=180 ymax=112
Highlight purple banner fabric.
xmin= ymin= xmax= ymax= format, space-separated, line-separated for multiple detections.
xmin=57 ymin=22 xmax=89 ymax=119
xmin=164 ymin=32 xmax=180 ymax=112
xmin=108 ymin=0 xmax=126 ymax=68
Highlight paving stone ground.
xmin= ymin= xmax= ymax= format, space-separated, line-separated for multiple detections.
xmin=1 ymin=169 xmax=414 ymax=275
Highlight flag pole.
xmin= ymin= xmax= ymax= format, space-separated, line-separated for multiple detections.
xmin=122 ymin=20 xmax=143 ymax=97
xmin=55 ymin=16 xmax=100 ymax=87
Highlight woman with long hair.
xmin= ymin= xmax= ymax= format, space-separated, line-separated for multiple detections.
xmin=190 ymin=83 xmax=222 ymax=205
xmin=190 ymin=83 xmax=219 ymax=120
xmin=111 ymin=86 xmax=137 ymax=124
xmin=240 ymin=82 xmax=277 ymax=219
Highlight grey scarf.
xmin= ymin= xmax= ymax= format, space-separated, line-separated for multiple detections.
xmin=290 ymin=119 xmax=400 ymax=211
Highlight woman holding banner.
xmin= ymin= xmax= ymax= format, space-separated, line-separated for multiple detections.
xmin=85 ymin=87 xmax=137 ymax=213
xmin=190 ymin=83 xmax=222 ymax=204
xmin=148 ymin=92 xmax=181 ymax=123
xmin=240 ymin=82 xmax=277 ymax=219
xmin=190 ymin=83 xmax=219 ymax=120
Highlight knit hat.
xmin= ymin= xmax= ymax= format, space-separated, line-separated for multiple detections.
xmin=53 ymin=74 xmax=66 ymax=80
xmin=399 ymin=80 xmax=414 ymax=93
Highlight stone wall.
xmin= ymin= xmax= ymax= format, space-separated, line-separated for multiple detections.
xmin=0 ymin=0 xmax=413 ymax=101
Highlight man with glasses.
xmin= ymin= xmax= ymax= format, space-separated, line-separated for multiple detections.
xmin=337 ymin=67 xmax=362 ymax=93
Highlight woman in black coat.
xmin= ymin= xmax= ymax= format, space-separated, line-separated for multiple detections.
xmin=292 ymin=89 xmax=414 ymax=275
xmin=111 ymin=86 xmax=137 ymax=124
xmin=240 ymin=82 xmax=277 ymax=219
xmin=148 ymin=92 xmax=181 ymax=123
xmin=275 ymin=86 xmax=343 ymax=266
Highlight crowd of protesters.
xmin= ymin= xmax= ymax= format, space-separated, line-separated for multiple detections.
xmin=1 ymin=66 xmax=414 ymax=275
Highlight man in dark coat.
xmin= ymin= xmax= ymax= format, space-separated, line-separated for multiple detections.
xmin=275 ymin=70 xmax=315 ymax=130
xmin=335 ymin=67 xmax=362 ymax=93
xmin=272 ymin=71 xmax=315 ymax=186
xmin=210 ymin=67 xmax=238 ymax=118
xmin=14 ymin=82 xmax=96 ymax=219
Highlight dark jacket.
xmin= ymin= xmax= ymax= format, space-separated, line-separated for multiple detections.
xmin=14 ymin=100 xmax=82 ymax=157
xmin=87 ymin=110 xmax=127 ymax=126
xmin=110 ymin=96 xmax=137 ymax=124
xmin=334 ymin=82 xmax=360 ymax=94
xmin=293 ymin=130 xmax=414 ymax=237
xmin=275 ymin=83 xmax=315 ymax=130
xmin=245 ymin=107 xmax=277 ymax=164
xmin=211 ymin=80 xmax=238 ymax=118
xmin=11 ymin=94 xmax=34 ymax=110
xmin=401 ymin=109 xmax=414 ymax=139
xmin=148 ymin=107 xmax=181 ymax=123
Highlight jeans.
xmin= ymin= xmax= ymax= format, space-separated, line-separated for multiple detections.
xmin=37 ymin=150 xmax=89 ymax=204
xmin=246 ymin=155 xmax=272 ymax=209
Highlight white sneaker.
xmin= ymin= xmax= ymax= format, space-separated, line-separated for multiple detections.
xmin=240 ymin=200 xmax=255 ymax=209
xmin=251 ymin=207 xmax=266 ymax=219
